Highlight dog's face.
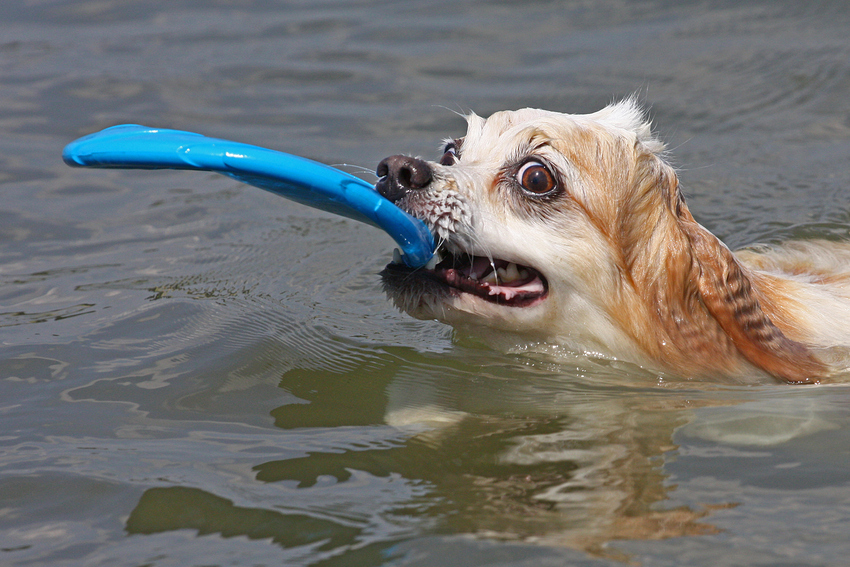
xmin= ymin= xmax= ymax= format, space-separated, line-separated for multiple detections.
xmin=378 ymin=101 xmax=677 ymax=352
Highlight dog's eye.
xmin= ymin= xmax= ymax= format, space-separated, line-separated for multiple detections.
xmin=517 ymin=161 xmax=556 ymax=195
xmin=439 ymin=145 xmax=457 ymax=166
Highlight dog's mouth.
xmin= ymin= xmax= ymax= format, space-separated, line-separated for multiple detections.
xmin=383 ymin=247 xmax=549 ymax=308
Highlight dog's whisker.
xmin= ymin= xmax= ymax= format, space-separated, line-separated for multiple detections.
xmin=432 ymin=104 xmax=469 ymax=121
xmin=331 ymin=163 xmax=378 ymax=179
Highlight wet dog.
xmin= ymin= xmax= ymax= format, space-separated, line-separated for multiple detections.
xmin=376 ymin=99 xmax=850 ymax=384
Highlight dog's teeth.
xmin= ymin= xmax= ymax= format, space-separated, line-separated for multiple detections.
xmin=481 ymin=270 xmax=498 ymax=284
xmin=496 ymin=267 xmax=507 ymax=282
xmin=504 ymin=262 xmax=520 ymax=282
xmin=392 ymin=248 xmax=403 ymax=265
xmin=423 ymin=249 xmax=444 ymax=271
xmin=518 ymin=268 xmax=529 ymax=280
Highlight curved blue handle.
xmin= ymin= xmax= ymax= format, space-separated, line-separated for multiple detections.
xmin=63 ymin=125 xmax=435 ymax=268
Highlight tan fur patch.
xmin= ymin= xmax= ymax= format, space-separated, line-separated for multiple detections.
xmin=683 ymin=222 xmax=827 ymax=383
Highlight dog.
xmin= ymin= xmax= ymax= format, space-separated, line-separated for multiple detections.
xmin=376 ymin=99 xmax=850 ymax=384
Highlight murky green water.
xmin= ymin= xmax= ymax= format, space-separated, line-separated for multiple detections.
xmin=2 ymin=1 xmax=850 ymax=565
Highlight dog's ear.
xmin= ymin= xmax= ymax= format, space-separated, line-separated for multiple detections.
xmin=632 ymin=152 xmax=685 ymax=219
xmin=681 ymin=220 xmax=827 ymax=383
xmin=593 ymin=98 xmax=664 ymax=155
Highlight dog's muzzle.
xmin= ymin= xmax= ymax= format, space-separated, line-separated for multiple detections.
xmin=375 ymin=155 xmax=432 ymax=203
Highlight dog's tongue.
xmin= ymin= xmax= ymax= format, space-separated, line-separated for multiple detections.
xmin=62 ymin=125 xmax=435 ymax=268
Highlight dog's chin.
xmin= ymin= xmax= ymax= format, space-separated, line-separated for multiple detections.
xmin=380 ymin=249 xmax=550 ymax=329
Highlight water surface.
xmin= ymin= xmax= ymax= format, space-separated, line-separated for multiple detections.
xmin=1 ymin=1 xmax=850 ymax=565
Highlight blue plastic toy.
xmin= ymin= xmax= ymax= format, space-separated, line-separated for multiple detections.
xmin=62 ymin=125 xmax=435 ymax=268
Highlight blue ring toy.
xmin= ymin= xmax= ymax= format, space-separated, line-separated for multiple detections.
xmin=63 ymin=125 xmax=435 ymax=268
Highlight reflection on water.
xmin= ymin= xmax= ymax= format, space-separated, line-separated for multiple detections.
xmin=264 ymin=360 xmax=732 ymax=562
xmin=2 ymin=0 xmax=850 ymax=566
xmin=107 ymin=344 xmax=849 ymax=565
xmin=127 ymin=486 xmax=363 ymax=551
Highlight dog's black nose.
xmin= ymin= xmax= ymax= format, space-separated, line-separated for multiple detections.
xmin=375 ymin=155 xmax=432 ymax=203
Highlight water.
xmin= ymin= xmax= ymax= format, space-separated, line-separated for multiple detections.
xmin=2 ymin=1 xmax=850 ymax=565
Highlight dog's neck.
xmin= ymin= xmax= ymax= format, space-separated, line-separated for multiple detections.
xmin=607 ymin=158 xmax=825 ymax=383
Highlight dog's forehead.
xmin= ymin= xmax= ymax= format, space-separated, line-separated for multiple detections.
xmin=464 ymin=108 xmax=573 ymax=140
xmin=462 ymin=108 xmax=627 ymax=151
xmin=457 ymin=108 xmax=576 ymax=163
xmin=458 ymin=101 xmax=662 ymax=159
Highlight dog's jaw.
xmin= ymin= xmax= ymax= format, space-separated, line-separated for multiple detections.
xmin=380 ymin=194 xmax=554 ymax=334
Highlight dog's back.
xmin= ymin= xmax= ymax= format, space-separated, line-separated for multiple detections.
xmin=737 ymin=240 xmax=850 ymax=369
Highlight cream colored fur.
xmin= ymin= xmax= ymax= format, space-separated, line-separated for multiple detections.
xmin=387 ymin=100 xmax=850 ymax=383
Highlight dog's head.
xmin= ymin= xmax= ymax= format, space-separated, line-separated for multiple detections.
xmin=376 ymin=100 xmax=680 ymax=344
xmin=377 ymin=100 xmax=682 ymax=339
xmin=378 ymin=100 xmax=682 ymax=348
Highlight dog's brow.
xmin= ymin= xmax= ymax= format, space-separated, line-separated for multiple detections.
xmin=506 ymin=139 xmax=543 ymax=165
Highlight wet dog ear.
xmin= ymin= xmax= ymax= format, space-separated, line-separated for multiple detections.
xmin=681 ymin=220 xmax=827 ymax=383
xmin=593 ymin=97 xmax=664 ymax=155
xmin=630 ymin=151 xmax=685 ymax=221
